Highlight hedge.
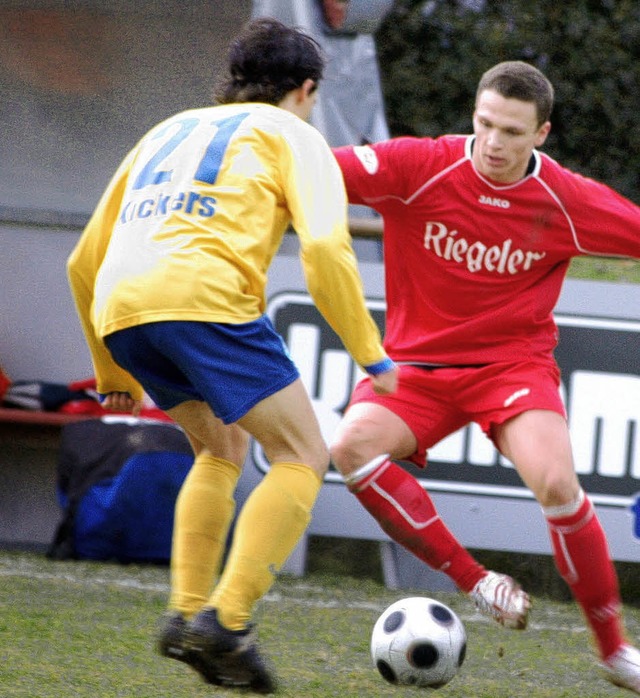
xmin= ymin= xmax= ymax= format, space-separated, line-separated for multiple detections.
xmin=375 ymin=0 xmax=640 ymax=203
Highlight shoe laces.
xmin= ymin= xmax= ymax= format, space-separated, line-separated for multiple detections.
xmin=470 ymin=571 xmax=529 ymax=628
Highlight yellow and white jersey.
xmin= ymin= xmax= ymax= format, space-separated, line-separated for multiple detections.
xmin=68 ymin=102 xmax=387 ymax=398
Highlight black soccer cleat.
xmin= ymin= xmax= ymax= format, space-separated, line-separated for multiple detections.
xmin=157 ymin=611 xmax=223 ymax=685
xmin=182 ymin=608 xmax=277 ymax=694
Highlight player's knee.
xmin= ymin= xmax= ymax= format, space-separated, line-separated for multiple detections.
xmin=329 ymin=428 xmax=373 ymax=476
xmin=196 ymin=428 xmax=250 ymax=466
xmin=311 ymin=456 xmax=330 ymax=479
xmin=535 ymin=472 xmax=581 ymax=509
xmin=271 ymin=442 xmax=330 ymax=479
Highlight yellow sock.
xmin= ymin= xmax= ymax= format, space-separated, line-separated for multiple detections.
xmin=209 ymin=461 xmax=322 ymax=630
xmin=169 ymin=453 xmax=241 ymax=618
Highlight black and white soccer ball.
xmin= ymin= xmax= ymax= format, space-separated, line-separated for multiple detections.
xmin=370 ymin=596 xmax=467 ymax=688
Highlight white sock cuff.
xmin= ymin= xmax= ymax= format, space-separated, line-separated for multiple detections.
xmin=343 ymin=454 xmax=390 ymax=488
xmin=542 ymin=488 xmax=586 ymax=519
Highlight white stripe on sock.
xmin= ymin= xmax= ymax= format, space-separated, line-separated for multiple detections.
xmin=343 ymin=454 xmax=390 ymax=488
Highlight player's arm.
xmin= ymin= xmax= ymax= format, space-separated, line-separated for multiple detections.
xmin=560 ymin=169 xmax=640 ymax=259
xmin=67 ymin=152 xmax=145 ymax=404
xmin=332 ymin=138 xmax=416 ymax=207
xmin=282 ymin=126 xmax=397 ymax=392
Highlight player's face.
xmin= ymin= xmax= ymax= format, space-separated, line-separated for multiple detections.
xmin=472 ymin=89 xmax=550 ymax=183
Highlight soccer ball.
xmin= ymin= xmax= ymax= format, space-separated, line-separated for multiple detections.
xmin=370 ymin=596 xmax=466 ymax=688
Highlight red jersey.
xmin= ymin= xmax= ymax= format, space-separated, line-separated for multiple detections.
xmin=334 ymin=135 xmax=640 ymax=365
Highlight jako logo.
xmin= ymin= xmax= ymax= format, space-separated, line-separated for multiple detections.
xmin=479 ymin=194 xmax=510 ymax=208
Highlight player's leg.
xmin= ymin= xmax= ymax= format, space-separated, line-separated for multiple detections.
xmin=330 ymin=376 xmax=529 ymax=629
xmin=184 ymin=377 xmax=326 ymax=693
xmin=104 ymin=324 xmax=257 ymax=683
xmin=113 ymin=316 xmax=321 ymax=633
xmin=495 ymin=409 xmax=640 ymax=691
xmin=332 ymin=401 xmax=488 ymax=589
xmin=165 ymin=402 xmax=249 ymax=618
xmin=156 ymin=402 xmax=249 ymax=681
xmin=206 ymin=377 xmax=326 ymax=629
xmin=105 ymin=319 xmax=294 ymax=690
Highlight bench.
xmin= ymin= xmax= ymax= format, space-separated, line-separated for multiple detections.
xmin=0 ymin=406 xmax=94 ymax=426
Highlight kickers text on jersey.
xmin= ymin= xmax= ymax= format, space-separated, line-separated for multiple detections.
xmin=423 ymin=221 xmax=546 ymax=274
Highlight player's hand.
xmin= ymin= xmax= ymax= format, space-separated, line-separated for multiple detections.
xmin=369 ymin=363 xmax=399 ymax=395
xmin=101 ymin=392 xmax=143 ymax=417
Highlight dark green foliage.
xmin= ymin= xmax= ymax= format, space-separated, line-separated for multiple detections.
xmin=376 ymin=0 xmax=640 ymax=202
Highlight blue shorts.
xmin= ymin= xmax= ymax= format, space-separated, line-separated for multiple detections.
xmin=104 ymin=318 xmax=300 ymax=424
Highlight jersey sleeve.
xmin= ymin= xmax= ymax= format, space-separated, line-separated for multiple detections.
xmin=332 ymin=137 xmax=425 ymax=208
xmin=281 ymin=123 xmax=390 ymax=371
xmin=67 ymin=150 xmax=146 ymax=400
xmin=551 ymin=163 xmax=640 ymax=259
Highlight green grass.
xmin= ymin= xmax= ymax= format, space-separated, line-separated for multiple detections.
xmin=567 ymin=256 xmax=640 ymax=283
xmin=2 ymin=550 xmax=640 ymax=697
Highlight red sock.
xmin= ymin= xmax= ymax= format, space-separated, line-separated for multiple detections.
xmin=349 ymin=458 xmax=486 ymax=592
xmin=546 ymin=494 xmax=624 ymax=659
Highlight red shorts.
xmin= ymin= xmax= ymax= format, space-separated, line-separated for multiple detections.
xmin=348 ymin=361 xmax=565 ymax=467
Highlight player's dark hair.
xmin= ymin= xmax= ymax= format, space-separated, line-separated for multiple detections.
xmin=214 ymin=18 xmax=325 ymax=106
xmin=476 ymin=61 xmax=554 ymax=126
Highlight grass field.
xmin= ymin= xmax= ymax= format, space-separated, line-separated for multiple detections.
xmin=567 ymin=257 xmax=640 ymax=284
xmin=2 ymin=550 xmax=640 ymax=698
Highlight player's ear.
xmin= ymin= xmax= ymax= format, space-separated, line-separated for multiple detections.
xmin=535 ymin=121 xmax=551 ymax=147
xmin=300 ymin=78 xmax=318 ymax=100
